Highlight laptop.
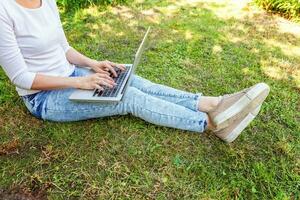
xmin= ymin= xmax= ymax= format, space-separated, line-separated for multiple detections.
xmin=69 ymin=27 xmax=151 ymax=102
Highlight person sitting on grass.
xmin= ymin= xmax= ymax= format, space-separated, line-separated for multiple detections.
xmin=0 ymin=0 xmax=270 ymax=143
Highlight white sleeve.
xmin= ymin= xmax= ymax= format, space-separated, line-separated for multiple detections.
xmin=48 ymin=0 xmax=71 ymax=53
xmin=59 ymin=27 xmax=72 ymax=53
xmin=0 ymin=6 xmax=36 ymax=90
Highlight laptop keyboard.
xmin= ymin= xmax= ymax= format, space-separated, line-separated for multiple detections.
xmin=93 ymin=67 xmax=130 ymax=97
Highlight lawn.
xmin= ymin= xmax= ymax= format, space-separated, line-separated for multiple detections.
xmin=0 ymin=0 xmax=299 ymax=199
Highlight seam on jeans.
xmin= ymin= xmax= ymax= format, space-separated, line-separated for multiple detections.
xmin=44 ymin=99 xmax=205 ymax=131
xmin=125 ymin=101 xmax=204 ymax=127
xmin=195 ymin=93 xmax=202 ymax=112
xmin=45 ymin=104 xmax=117 ymax=113
xmin=137 ymin=89 xmax=201 ymax=112
xmin=46 ymin=103 xmax=203 ymax=127
xmin=137 ymin=89 xmax=195 ymax=99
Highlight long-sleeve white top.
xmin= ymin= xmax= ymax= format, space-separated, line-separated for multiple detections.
xmin=0 ymin=0 xmax=75 ymax=96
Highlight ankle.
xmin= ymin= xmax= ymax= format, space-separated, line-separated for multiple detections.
xmin=206 ymin=116 xmax=216 ymax=130
xmin=210 ymin=96 xmax=221 ymax=111
xmin=198 ymin=96 xmax=221 ymax=113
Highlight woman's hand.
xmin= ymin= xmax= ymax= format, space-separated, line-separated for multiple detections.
xmin=89 ymin=60 xmax=126 ymax=77
xmin=75 ymin=73 xmax=116 ymax=90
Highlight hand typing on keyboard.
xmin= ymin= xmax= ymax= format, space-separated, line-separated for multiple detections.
xmin=109 ymin=67 xmax=122 ymax=78
xmin=93 ymin=66 xmax=130 ymax=97
xmin=88 ymin=60 xmax=126 ymax=78
xmin=75 ymin=72 xmax=116 ymax=91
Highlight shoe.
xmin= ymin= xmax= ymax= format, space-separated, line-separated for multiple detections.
xmin=214 ymin=105 xmax=262 ymax=143
xmin=208 ymin=83 xmax=270 ymax=130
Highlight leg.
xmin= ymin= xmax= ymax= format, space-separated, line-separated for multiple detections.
xmin=129 ymin=75 xmax=270 ymax=142
xmin=121 ymin=87 xmax=208 ymax=132
xmin=130 ymin=75 xmax=220 ymax=113
xmin=37 ymin=86 xmax=208 ymax=133
xmin=130 ymin=75 xmax=202 ymax=112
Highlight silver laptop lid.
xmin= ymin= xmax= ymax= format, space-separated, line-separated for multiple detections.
xmin=132 ymin=27 xmax=151 ymax=74
xmin=121 ymin=27 xmax=151 ymax=94
xmin=69 ymin=27 xmax=151 ymax=102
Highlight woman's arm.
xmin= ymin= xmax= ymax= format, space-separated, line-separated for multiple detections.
xmin=50 ymin=0 xmax=125 ymax=77
xmin=65 ymin=47 xmax=95 ymax=68
xmin=31 ymin=73 xmax=116 ymax=91
xmin=0 ymin=5 xmax=114 ymax=92
xmin=65 ymin=48 xmax=126 ymax=77
xmin=31 ymin=75 xmax=79 ymax=90
xmin=30 ymin=47 xmax=125 ymax=91
xmin=0 ymin=5 xmax=36 ymax=90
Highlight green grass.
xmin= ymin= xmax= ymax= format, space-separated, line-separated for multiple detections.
xmin=254 ymin=0 xmax=300 ymax=19
xmin=0 ymin=0 xmax=299 ymax=199
xmin=56 ymin=0 xmax=131 ymax=11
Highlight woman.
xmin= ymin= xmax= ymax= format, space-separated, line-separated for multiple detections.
xmin=0 ymin=0 xmax=270 ymax=143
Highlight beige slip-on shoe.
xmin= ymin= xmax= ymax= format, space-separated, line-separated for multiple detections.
xmin=208 ymin=83 xmax=270 ymax=130
xmin=214 ymin=105 xmax=262 ymax=143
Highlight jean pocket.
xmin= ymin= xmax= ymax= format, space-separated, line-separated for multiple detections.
xmin=22 ymin=97 xmax=35 ymax=112
xmin=22 ymin=94 xmax=42 ymax=119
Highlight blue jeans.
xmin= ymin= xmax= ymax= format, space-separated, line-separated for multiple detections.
xmin=22 ymin=67 xmax=208 ymax=132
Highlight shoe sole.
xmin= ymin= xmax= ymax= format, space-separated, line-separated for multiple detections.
xmin=213 ymin=83 xmax=270 ymax=130
xmin=223 ymin=105 xmax=261 ymax=143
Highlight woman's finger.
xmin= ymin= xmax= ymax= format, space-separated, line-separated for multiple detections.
xmin=117 ymin=64 xmax=126 ymax=71
xmin=109 ymin=61 xmax=126 ymax=71
xmin=98 ymin=79 xmax=115 ymax=88
xmin=103 ymin=79 xmax=116 ymax=88
xmin=96 ymin=76 xmax=115 ymax=86
xmin=94 ymin=84 xmax=103 ymax=90
xmin=96 ymin=73 xmax=114 ymax=83
xmin=93 ymin=67 xmax=110 ymax=76
xmin=104 ymin=63 xmax=117 ymax=77
xmin=98 ymin=73 xmax=114 ymax=82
